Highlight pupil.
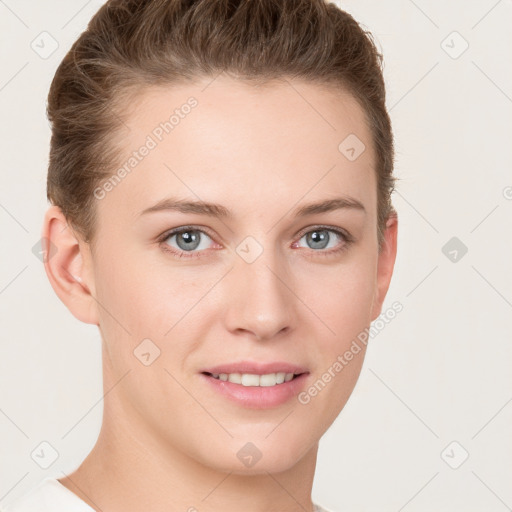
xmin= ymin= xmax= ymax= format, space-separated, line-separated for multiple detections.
xmin=177 ymin=231 xmax=200 ymax=250
xmin=308 ymin=230 xmax=328 ymax=249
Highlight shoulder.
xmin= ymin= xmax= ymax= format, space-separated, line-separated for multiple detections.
xmin=0 ymin=477 xmax=94 ymax=512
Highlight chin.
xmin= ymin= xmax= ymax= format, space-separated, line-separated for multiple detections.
xmin=197 ymin=434 xmax=312 ymax=475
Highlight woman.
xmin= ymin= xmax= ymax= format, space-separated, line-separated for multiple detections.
xmin=3 ymin=0 xmax=397 ymax=510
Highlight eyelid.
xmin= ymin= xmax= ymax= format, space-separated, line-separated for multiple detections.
xmin=157 ymin=224 xmax=216 ymax=243
xmin=295 ymin=224 xmax=354 ymax=243
xmin=158 ymin=224 xmax=352 ymax=243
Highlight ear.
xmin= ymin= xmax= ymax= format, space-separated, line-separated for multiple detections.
xmin=371 ymin=213 xmax=398 ymax=321
xmin=41 ymin=205 xmax=99 ymax=325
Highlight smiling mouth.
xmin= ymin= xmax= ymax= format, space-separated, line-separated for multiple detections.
xmin=202 ymin=371 xmax=303 ymax=387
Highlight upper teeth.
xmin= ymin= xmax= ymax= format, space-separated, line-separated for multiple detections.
xmin=210 ymin=372 xmax=296 ymax=387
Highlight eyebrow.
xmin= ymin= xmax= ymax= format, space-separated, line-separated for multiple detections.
xmin=140 ymin=196 xmax=366 ymax=218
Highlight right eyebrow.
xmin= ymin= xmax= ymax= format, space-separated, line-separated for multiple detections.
xmin=139 ymin=197 xmax=232 ymax=219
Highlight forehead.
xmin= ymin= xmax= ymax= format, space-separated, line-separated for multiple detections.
xmin=100 ymin=76 xmax=377 ymax=222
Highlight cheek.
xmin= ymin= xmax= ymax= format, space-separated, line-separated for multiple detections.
xmin=93 ymin=245 xmax=192 ymax=324
xmin=292 ymin=257 xmax=375 ymax=414
xmin=93 ymin=248 xmax=213 ymax=366
xmin=296 ymin=254 xmax=377 ymax=344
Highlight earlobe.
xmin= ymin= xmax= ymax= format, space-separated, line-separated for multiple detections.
xmin=42 ymin=205 xmax=99 ymax=325
xmin=371 ymin=213 xmax=398 ymax=321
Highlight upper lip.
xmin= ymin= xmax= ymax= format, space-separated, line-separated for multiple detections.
xmin=200 ymin=361 xmax=309 ymax=375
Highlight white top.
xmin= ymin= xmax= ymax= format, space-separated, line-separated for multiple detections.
xmin=0 ymin=477 xmax=333 ymax=512
xmin=0 ymin=478 xmax=94 ymax=512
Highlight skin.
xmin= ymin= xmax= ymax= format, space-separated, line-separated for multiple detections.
xmin=43 ymin=75 xmax=397 ymax=512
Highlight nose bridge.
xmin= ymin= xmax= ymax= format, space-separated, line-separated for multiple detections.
xmin=225 ymin=235 xmax=294 ymax=339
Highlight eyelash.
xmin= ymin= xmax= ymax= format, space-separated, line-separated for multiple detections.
xmin=157 ymin=224 xmax=354 ymax=260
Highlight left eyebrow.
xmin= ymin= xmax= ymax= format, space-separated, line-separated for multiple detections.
xmin=292 ymin=197 xmax=366 ymax=217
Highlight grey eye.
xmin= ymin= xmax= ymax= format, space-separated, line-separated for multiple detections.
xmin=165 ymin=230 xmax=212 ymax=252
xmin=299 ymin=229 xmax=340 ymax=250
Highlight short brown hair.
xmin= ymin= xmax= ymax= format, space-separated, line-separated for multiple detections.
xmin=46 ymin=0 xmax=396 ymax=249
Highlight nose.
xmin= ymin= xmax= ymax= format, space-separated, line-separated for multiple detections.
xmin=223 ymin=246 xmax=295 ymax=341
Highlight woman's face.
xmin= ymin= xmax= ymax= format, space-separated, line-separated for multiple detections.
xmin=83 ymin=76 xmax=396 ymax=474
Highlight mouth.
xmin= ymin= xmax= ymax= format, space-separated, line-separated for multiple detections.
xmin=199 ymin=361 xmax=310 ymax=408
xmin=201 ymin=371 xmax=304 ymax=387
xmin=199 ymin=362 xmax=310 ymax=408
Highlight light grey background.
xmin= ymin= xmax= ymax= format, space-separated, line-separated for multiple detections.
xmin=1 ymin=1 xmax=511 ymax=511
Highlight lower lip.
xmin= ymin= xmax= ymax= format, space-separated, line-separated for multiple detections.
xmin=200 ymin=373 xmax=309 ymax=409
